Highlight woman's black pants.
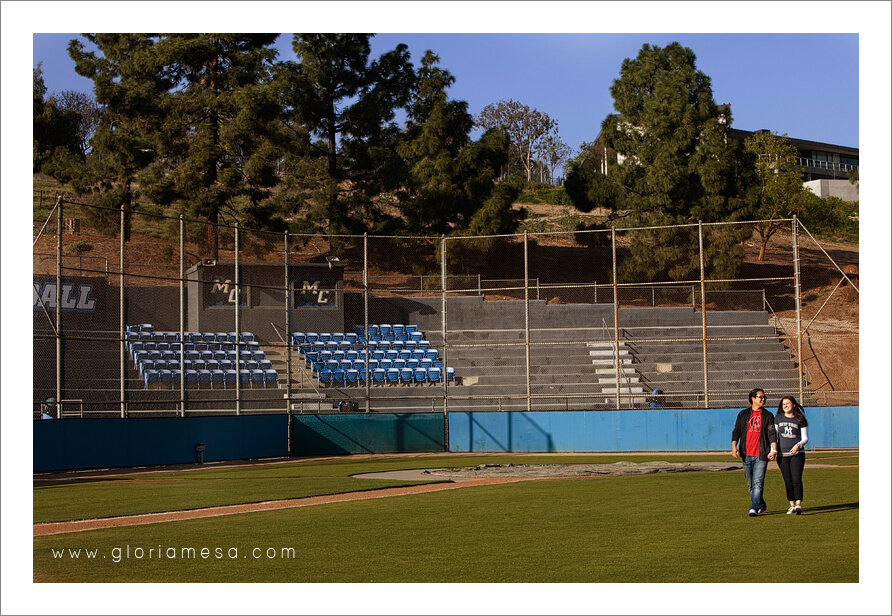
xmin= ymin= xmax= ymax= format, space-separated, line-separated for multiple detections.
xmin=777 ymin=452 xmax=805 ymax=502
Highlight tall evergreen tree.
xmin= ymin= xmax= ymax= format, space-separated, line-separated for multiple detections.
xmin=33 ymin=64 xmax=81 ymax=173
xmin=68 ymin=34 xmax=171 ymax=239
xmin=278 ymin=34 xmax=415 ymax=238
xmin=566 ymin=42 xmax=754 ymax=281
xmin=398 ymin=51 xmax=519 ymax=236
xmin=144 ymin=34 xmax=283 ymax=259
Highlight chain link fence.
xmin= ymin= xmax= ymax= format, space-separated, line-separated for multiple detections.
xmin=33 ymin=197 xmax=859 ymax=418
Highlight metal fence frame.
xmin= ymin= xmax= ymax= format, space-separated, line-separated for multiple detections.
xmin=33 ymin=197 xmax=859 ymax=418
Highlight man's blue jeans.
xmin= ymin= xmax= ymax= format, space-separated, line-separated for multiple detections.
xmin=742 ymin=456 xmax=768 ymax=511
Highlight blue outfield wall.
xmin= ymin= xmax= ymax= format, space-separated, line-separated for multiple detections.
xmin=447 ymin=407 xmax=859 ymax=453
xmin=292 ymin=413 xmax=445 ymax=455
xmin=34 ymin=415 xmax=289 ymax=472
xmin=33 ymin=407 xmax=857 ymax=471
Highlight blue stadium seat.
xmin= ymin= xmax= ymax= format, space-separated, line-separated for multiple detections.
xmin=379 ymin=359 xmax=393 ymax=371
xmin=405 ymin=324 xmax=418 ymax=333
xmin=413 ymin=367 xmax=428 ymax=385
xmin=159 ymin=369 xmax=173 ymax=388
xmin=446 ymin=367 xmax=456 ymax=383
xmin=345 ymin=369 xmax=360 ymax=386
xmin=427 ymin=367 xmax=442 ymax=384
xmin=393 ymin=359 xmax=406 ymax=371
xmin=332 ymin=369 xmax=346 ymax=387
xmin=144 ymin=369 xmax=160 ymax=388
xmin=317 ymin=369 xmax=333 ymax=387
xmin=224 ymin=370 xmax=237 ymax=388
xmin=211 ymin=370 xmax=225 ymax=388
xmin=185 ymin=370 xmax=199 ymax=387
xmin=372 ymin=368 xmax=386 ymax=386
xmin=197 ymin=370 xmax=212 ymax=389
xmin=258 ymin=359 xmax=272 ymax=371
xmin=292 ymin=332 xmax=307 ymax=346
xmin=386 ymin=368 xmax=400 ymax=385
xmin=133 ymin=350 xmax=148 ymax=368
xmin=263 ymin=369 xmax=279 ymax=388
xmin=399 ymin=367 xmax=414 ymax=386
xmin=250 ymin=369 xmax=265 ymax=388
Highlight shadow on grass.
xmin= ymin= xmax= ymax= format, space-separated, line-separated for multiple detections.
xmin=760 ymin=501 xmax=859 ymax=516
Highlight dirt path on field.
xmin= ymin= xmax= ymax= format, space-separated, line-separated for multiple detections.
xmin=32 ymin=476 xmax=531 ymax=537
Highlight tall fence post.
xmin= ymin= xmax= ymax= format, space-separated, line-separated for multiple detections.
xmin=524 ymin=231 xmax=532 ymax=413
xmin=793 ymin=215 xmax=804 ymax=402
xmin=56 ymin=196 xmax=63 ymax=413
xmin=234 ymin=222 xmax=241 ymax=415
xmin=179 ymin=215 xmax=186 ymax=416
xmin=698 ymin=221 xmax=709 ymax=408
xmin=440 ymin=235 xmax=449 ymax=451
xmin=119 ymin=202 xmax=127 ymax=418
xmin=285 ymin=230 xmax=292 ymax=453
xmin=612 ymin=227 xmax=620 ymax=410
xmin=363 ymin=233 xmax=370 ymax=413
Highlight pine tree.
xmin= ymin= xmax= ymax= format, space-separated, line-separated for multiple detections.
xmin=567 ymin=42 xmax=754 ymax=281
xmin=277 ymin=34 xmax=414 ymax=240
xmin=68 ymin=34 xmax=172 ymax=239
xmin=144 ymin=34 xmax=283 ymax=259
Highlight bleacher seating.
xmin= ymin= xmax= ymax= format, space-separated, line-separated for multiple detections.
xmin=291 ymin=324 xmax=450 ymax=388
xmin=127 ymin=324 xmax=279 ymax=389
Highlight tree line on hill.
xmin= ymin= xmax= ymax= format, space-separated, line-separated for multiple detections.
xmin=34 ymin=36 xmax=857 ymax=280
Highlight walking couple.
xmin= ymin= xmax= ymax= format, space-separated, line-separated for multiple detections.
xmin=731 ymin=388 xmax=809 ymax=516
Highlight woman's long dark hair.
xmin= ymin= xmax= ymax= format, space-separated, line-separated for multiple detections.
xmin=776 ymin=395 xmax=805 ymax=422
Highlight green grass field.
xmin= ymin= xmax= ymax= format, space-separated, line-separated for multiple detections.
xmin=33 ymin=453 xmax=858 ymax=584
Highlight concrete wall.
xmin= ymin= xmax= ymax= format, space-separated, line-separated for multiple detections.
xmin=804 ymin=179 xmax=859 ymax=202
xmin=447 ymin=406 xmax=858 ymax=452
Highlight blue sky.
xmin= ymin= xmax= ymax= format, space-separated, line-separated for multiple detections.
xmin=33 ymin=31 xmax=859 ymax=155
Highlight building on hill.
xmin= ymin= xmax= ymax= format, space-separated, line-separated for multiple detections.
xmin=583 ymin=123 xmax=859 ymax=202
xmin=728 ymin=128 xmax=859 ymax=202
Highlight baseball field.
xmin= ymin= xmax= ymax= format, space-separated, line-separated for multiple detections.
xmin=33 ymin=451 xmax=858 ymax=588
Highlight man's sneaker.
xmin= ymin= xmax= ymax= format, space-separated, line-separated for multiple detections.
xmin=749 ymin=508 xmax=758 ymax=517
xmin=786 ymin=506 xmax=796 ymax=515
xmin=794 ymin=505 xmax=802 ymax=515
xmin=757 ymin=506 xmax=766 ymax=514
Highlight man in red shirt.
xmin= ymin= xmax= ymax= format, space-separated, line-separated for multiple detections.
xmin=731 ymin=388 xmax=778 ymax=516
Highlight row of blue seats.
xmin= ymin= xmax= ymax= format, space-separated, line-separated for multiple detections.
xmin=318 ymin=365 xmax=454 ymax=387
xmin=295 ymin=340 xmax=432 ymax=356
xmin=139 ymin=358 xmax=273 ymax=374
xmin=309 ymin=357 xmax=443 ymax=376
xmin=353 ymin=324 xmax=419 ymax=338
xmin=302 ymin=348 xmax=438 ymax=366
xmin=132 ymin=349 xmax=266 ymax=368
xmin=143 ymin=368 xmax=278 ymax=389
xmin=128 ymin=340 xmax=261 ymax=354
xmin=127 ymin=330 xmax=256 ymax=344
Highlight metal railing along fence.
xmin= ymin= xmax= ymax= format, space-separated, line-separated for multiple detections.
xmin=33 ymin=197 xmax=859 ymax=419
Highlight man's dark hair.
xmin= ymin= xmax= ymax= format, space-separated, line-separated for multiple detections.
xmin=748 ymin=388 xmax=765 ymax=404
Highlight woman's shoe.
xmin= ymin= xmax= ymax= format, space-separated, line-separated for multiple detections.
xmin=794 ymin=505 xmax=802 ymax=515
xmin=786 ymin=506 xmax=796 ymax=515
